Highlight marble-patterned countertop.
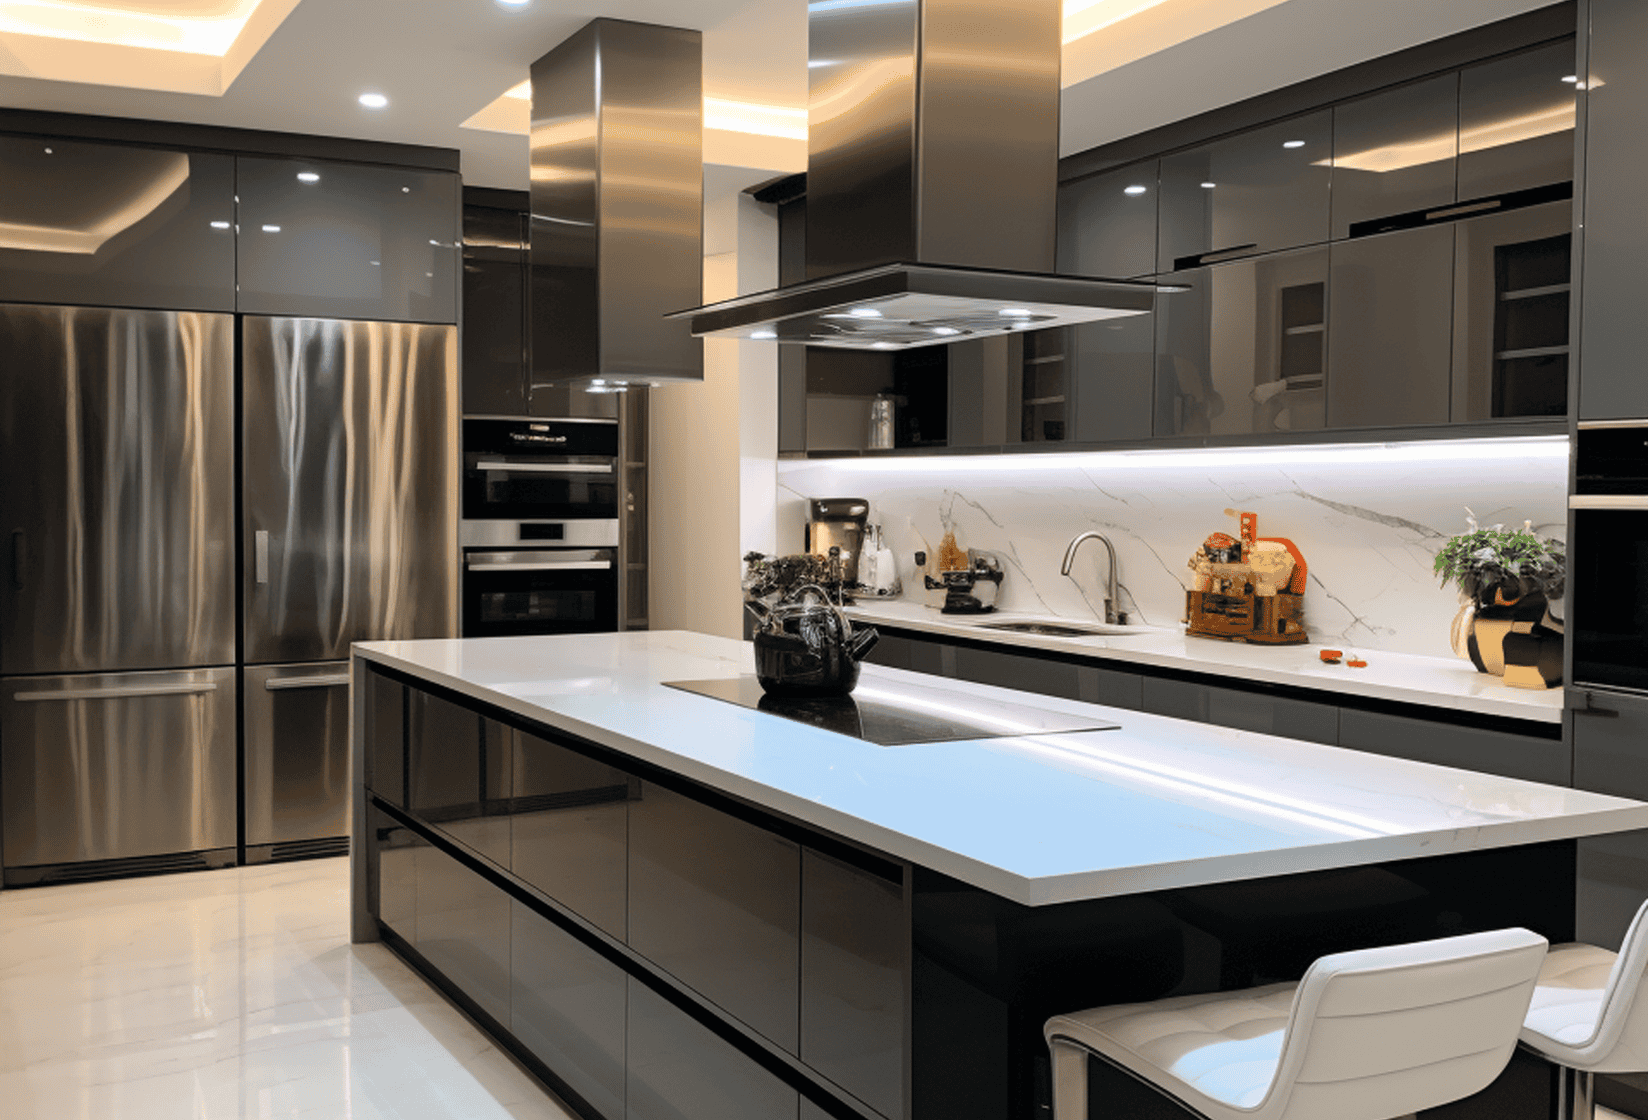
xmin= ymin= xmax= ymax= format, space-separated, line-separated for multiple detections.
xmin=352 ymin=632 xmax=1635 ymax=906
xmin=843 ymin=600 xmax=1564 ymax=724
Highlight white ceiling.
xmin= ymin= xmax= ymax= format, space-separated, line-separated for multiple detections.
xmin=0 ymin=0 xmax=1568 ymax=192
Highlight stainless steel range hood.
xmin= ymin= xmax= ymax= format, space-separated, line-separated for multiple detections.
xmin=668 ymin=0 xmax=1170 ymax=351
xmin=532 ymin=19 xmax=703 ymax=387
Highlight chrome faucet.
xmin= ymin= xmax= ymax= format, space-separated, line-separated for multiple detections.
xmin=1061 ymin=532 xmax=1126 ymax=625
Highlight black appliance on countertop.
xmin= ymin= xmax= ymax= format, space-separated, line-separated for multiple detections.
xmin=461 ymin=417 xmax=620 ymax=636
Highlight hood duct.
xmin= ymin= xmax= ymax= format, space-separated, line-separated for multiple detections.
xmin=531 ymin=19 xmax=703 ymax=387
xmin=669 ymin=0 xmax=1172 ymax=351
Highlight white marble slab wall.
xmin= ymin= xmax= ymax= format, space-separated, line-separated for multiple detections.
xmin=776 ymin=437 xmax=1570 ymax=659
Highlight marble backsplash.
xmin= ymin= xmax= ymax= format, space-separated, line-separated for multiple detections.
xmin=776 ymin=437 xmax=1570 ymax=659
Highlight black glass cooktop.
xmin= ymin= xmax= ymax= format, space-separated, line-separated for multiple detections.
xmin=665 ymin=675 xmax=1119 ymax=747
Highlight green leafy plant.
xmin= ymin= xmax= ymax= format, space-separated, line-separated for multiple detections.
xmin=1433 ymin=513 xmax=1565 ymax=606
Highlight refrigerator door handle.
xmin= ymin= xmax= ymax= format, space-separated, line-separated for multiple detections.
xmin=9 ymin=529 xmax=22 ymax=590
xmin=13 ymin=682 xmax=219 ymax=702
xmin=264 ymin=674 xmax=351 ymax=691
xmin=254 ymin=529 xmax=270 ymax=585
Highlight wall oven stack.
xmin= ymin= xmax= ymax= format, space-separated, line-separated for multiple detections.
xmin=462 ymin=418 xmax=620 ymax=636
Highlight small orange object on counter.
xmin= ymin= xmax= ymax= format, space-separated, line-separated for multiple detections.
xmin=1347 ymin=658 xmax=1368 ymax=668
xmin=1319 ymin=649 xmax=1343 ymax=664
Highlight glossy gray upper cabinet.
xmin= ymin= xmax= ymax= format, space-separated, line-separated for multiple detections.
xmin=0 ymin=137 xmax=235 ymax=311
xmin=462 ymin=205 xmax=528 ymax=416
xmin=1067 ymin=311 xmax=1156 ymax=443
xmin=1154 ymin=247 xmax=1329 ymax=437
xmin=1057 ymin=163 xmax=1160 ymax=280
xmin=1330 ymin=75 xmax=1460 ymax=238
xmin=1451 ymin=200 xmax=1573 ymax=421
xmin=1157 ymin=112 xmax=1332 ymax=272
xmin=1457 ymin=40 xmax=1578 ymax=200
xmin=236 ymin=156 xmax=459 ymax=323
xmin=1327 ymin=225 xmax=1455 ymax=428
xmin=1579 ymin=0 xmax=1648 ymax=421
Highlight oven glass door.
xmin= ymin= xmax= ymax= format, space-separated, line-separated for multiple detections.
xmin=1572 ymin=507 xmax=1648 ymax=693
xmin=462 ymin=456 xmax=618 ymax=521
xmin=463 ymin=549 xmax=618 ymax=636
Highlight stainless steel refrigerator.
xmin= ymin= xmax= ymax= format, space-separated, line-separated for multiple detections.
xmin=1 ymin=304 xmax=239 ymax=884
xmin=239 ymin=316 xmax=458 ymax=863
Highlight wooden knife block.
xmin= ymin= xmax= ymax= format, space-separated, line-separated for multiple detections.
xmin=1186 ymin=589 xmax=1309 ymax=645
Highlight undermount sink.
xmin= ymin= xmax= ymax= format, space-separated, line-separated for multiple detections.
xmin=973 ymin=619 xmax=1161 ymax=638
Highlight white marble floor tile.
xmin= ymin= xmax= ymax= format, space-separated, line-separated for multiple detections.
xmin=0 ymin=859 xmax=575 ymax=1120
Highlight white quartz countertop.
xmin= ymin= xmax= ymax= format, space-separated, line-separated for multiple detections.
xmin=353 ymin=632 xmax=1637 ymax=907
xmin=844 ymin=600 xmax=1564 ymax=724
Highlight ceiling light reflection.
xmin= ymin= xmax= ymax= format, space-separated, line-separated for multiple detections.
xmin=358 ymin=92 xmax=388 ymax=110
xmin=296 ymin=171 xmax=319 ymax=183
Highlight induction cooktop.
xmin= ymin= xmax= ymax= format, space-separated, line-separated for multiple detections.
xmin=665 ymin=675 xmax=1119 ymax=747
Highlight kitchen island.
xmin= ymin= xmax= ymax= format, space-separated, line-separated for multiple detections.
xmin=350 ymin=631 xmax=1648 ymax=1120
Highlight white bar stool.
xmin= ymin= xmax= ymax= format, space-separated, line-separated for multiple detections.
xmin=1521 ymin=898 xmax=1648 ymax=1120
xmin=1044 ymin=928 xmax=1548 ymax=1120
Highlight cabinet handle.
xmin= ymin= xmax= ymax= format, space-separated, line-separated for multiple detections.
xmin=1175 ymin=244 xmax=1259 ymax=270
xmin=9 ymin=530 xmax=22 ymax=591
xmin=14 ymin=682 xmax=218 ymax=702
xmin=255 ymin=529 xmax=270 ymax=585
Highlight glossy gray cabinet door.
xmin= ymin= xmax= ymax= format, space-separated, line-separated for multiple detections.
xmin=1451 ymin=201 xmax=1573 ymax=421
xmin=1577 ymin=0 xmax=1648 ymax=420
xmin=801 ymin=850 xmax=906 ymax=1119
xmin=374 ymin=807 xmax=421 ymax=942
xmin=1139 ymin=677 xmax=1338 ymax=746
xmin=629 ymin=781 xmax=801 ymax=1051
xmin=0 ymin=306 xmax=236 ymax=675
xmin=408 ymin=689 xmax=511 ymax=867
xmin=1067 ymin=312 xmax=1156 ymax=443
xmin=462 ymin=205 xmax=529 ymax=417
xmin=1457 ymin=40 xmax=1578 ymax=201
xmin=1331 ymin=74 xmax=1460 ymax=238
xmin=512 ymin=901 xmax=626 ymax=1120
xmin=627 ymin=979 xmax=800 ymax=1120
xmin=1326 ymin=225 xmax=1455 ymax=429
xmin=1157 ymin=112 xmax=1332 ymax=272
xmin=1155 ymin=248 xmax=1330 ymax=437
xmin=1057 ymin=163 xmax=1160 ymax=280
xmin=366 ymin=670 xmax=406 ymax=807
xmin=416 ymin=842 xmax=512 ymax=1024
xmin=0 ymin=138 xmax=236 ymax=311
xmin=1339 ymin=709 xmax=1569 ymax=785
xmin=236 ymin=156 xmax=459 ymax=323
xmin=511 ymin=730 xmax=631 ymax=940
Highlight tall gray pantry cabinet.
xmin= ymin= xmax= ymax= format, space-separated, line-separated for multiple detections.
xmin=0 ymin=133 xmax=460 ymax=884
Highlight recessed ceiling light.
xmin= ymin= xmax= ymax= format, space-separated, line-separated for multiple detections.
xmin=1201 ymin=181 xmax=1216 ymax=189
xmin=43 ymin=147 xmax=52 ymax=155
xmin=359 ymin=92 xmax=389 ymax=110
xmin=1124 ymin=184 xmax=1147 ymax=195
xmin=848 ymin=307 xmax=883 ymax=318
xmin=210 ymin=221 xmax=231 ymax=230
xmin=1283 ymin=140 xmax=1306 ymax=149
xmin=262 ymin=225 xmax=281 ymax=233
xmin=296 ymin=172 xmax=320 ymax=183
xmin=750 ymin=330 xmax=777 ymax=339
xmin=401 ymin=186 xmax=412 ymax=194
xmin=1563 ymin=75 xmax=1580 ymax=83
xmin=429 ymin=239 xmax=441 ymax=246
xmin=496 ymin=0 xmax=530 ymax=7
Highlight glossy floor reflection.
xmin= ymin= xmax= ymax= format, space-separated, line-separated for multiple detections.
xmin=0 ymin=859 xmax=574 ymax=1120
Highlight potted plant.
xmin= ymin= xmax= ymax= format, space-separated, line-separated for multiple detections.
xmin=1433 ymin=513 xmax=1565 ymax=689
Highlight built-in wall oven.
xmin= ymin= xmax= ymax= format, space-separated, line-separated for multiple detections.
xmin=1571 ymin=423 xmax=1648 ymax=694
xmin=461 ymin=418 xmax=620 ymax=636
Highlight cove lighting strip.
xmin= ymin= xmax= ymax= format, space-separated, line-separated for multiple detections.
xmin=797 ymin=436 xmax=1570 ymax=474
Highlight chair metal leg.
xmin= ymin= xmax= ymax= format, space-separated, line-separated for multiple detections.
xmin=1557 ymin=1067 xmax=1596 ymax=1120
xmin=1051 ymin=1040 xmax=1089 ymax=1120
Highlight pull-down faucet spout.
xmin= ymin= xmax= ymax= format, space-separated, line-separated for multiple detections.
xmin=1061 ymin=532 xmax=1126 ymax=625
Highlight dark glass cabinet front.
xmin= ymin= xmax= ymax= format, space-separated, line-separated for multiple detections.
xmin=462 ymin=204 xmax=530 ymax=416
xmin=0 ymin=137 xmax=236 ymax=311
xmin=1572 ymin=508 xmax=1648 ymax=694
xmin=1330 ymin=74 xmax=1460 ymax=238
xmin=236 ymin=156 xmax=459 ymax=323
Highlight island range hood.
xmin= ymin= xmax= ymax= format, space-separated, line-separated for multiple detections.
xmin=669 ymin=0 xmax=1173 ymax=352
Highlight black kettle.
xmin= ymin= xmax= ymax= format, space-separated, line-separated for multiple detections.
xmin=747 ymin=585 xmax=879 ymax=698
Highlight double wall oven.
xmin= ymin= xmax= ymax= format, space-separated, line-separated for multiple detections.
xmin=1572 ymin=424 xmax=1648 ymax=693
xmin=462 ymin=418 xmax=620 ymax=636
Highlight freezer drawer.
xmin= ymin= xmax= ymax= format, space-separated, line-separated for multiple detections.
xmin=0 ymin=305 xmax=235 ymax=675
xmin=243 ymin=662 xmax=351 ymax=854
xmin=1 ymin=667 xmax=236 ymax=870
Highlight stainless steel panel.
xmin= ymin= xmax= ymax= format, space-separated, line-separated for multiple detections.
xmin=243 ymin=661 xmax=351 ymax=849
xmin=0 ymin=304 xmax=235 ymax=675
xmin=531 ymin=20 xmax=703 ymax=387
xmin=1 ymin=667 xmax=236 ymax=868
xmin=460 ymin=520 xmax=620 ymax=549
xmin=465 ymin=551 xmax=613 ymax=573
xmin=242 ymin=316 xmax=459 ymax=664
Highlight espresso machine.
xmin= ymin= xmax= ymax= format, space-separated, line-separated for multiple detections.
xmin=806 ymin=499 xmax=870 ymax=585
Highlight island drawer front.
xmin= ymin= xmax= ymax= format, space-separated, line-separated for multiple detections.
xmin=408 ymin=689 xmax=512 ymax=868
xmin=802 ymin=849 xmax=908 ymax=1120
xmin=366 ymin=670 xmax=406 ymax=807
xmin=1140 ymin=677 xmax=1340 ymax=745
xmin=512 ymin=900 xmax=626 ymax=1120
xmin=374 ymin=806 xmax=422 ymax=942
xmin=509 ymin=729 xmax=631 ymax=941
xmin=1338 ymin=709 xmax=1570 ymax=786
xmin=629 ymin=781 xmax=802 ymax=1053
xmin=627 ymin=978 xmax=800 ymax=1120
xmin=415 ymin=841 xmax=512 ymax=1026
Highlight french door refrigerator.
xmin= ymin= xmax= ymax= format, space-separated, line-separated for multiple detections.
xmin=239 ymin=316 xmax=458 ymax=863
xmin=1 ymin=305 xmax=238 ymax=885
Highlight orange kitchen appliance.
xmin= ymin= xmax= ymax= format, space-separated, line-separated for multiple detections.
xmin=1185 ymin=509 xmax=1309 ymax=645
